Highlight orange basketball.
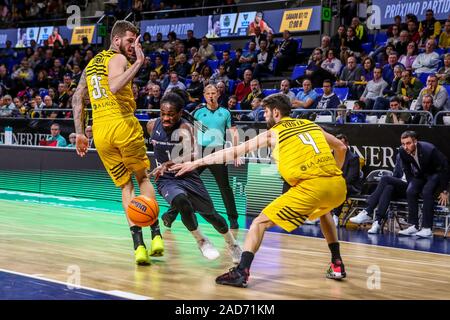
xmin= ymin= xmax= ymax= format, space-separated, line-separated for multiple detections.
xmin=127 ymin=195 xmax=159 ymax=227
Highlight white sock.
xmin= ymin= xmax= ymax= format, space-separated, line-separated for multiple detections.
xmin=191 ymin=229 xmax=206 ymax=242
xmin=222 ymin=231 xmax=236 ymax=246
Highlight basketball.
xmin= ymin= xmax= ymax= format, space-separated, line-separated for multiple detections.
xmin=127 ymin=195 xmax=159 ymax=227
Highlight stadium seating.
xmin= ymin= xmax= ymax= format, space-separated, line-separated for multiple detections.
xmin=213 ymin=43 xmax=231 ymax=52
xmin=334 ymin=87 xmax=349 ymax=101
xmin=375 ymin=32 xmax=388 ymax=46
xmin=362 ymin=42 xmax=373 ymax=54
xmin=262 ymin=89 xmax=278 ymax=96
xmin=418 ymin=72 xmax=432 ymax=85
xmin=207 ymin=59 xmax=219 ymax=71
xmin=290 ymin=65 xmax=307 ymax=80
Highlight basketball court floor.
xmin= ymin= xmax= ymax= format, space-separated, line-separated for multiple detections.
xmin=0 ymin=191 xmax=449 ymax=300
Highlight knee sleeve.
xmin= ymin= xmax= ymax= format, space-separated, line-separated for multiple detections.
xmin=172 ymin=194 xmax=198 ymax=231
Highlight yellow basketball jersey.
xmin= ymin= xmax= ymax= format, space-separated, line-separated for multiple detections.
xmin=271 ymin=117 xmax=342 ymax=186
xmin=85 ymin=50 xmax=136 ymax=122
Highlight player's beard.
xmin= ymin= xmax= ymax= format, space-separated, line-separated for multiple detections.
xmin=266 ymin=114 xmax=276 ymax=129
xmin=119 ymin=40 xmax=130 ymax=58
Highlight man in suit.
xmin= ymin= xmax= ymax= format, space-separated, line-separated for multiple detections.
xmin=331 ymin=134 xmax=363 ymax=226
xmin=398 ymin=131 xmax=449 ymax=238
xmin=273 ymin=30 xmax=298 ymax=76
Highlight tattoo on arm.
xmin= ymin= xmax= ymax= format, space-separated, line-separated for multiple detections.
xmin=72 ymin=69 xmax=87 ymax=135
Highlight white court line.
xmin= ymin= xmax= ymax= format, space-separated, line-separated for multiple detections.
xmin=0 ymin=268 xmax=153 ymax=300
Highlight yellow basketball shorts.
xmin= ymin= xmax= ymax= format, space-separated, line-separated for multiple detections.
xmin=263 ymin=175 xmax=347 ymax=232
xmin=93 ymin=116 xmax=150 ymax=187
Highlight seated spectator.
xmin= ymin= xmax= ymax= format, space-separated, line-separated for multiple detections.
xmin=210 ymin=65 xmax=230 ymax=87
xmin=135 ymin=56 xmax=152 ymax=86
xmin=0 ymin=64 xmax=12 ymax=94
xmin=317 ymin=79 xmax=341 ymax=110
xmin=43 ymin=95 xmax=59 ymax=119
xmin=298 ymin=48 xmax=335 ymax=88
xmin=85 ymin=125 xmax=95 ymax=148
xmin=279 ymin=79 xmax=296 ymax=102
xmin=360 ymin=66 xmax=389 ymax=110
xmin=239 ymin=41 xmax=257 ymax=71
xmin=407 ymin=20 xmax=421 ymax=44
xmin=67 ymin=133 xmax=77 ymax=148
xmin=250 ymin=27 xmax=267 ymax=50
xmin=385 ymin=96 xmax=411 ymax=124
xmin=274 ymin=30 xmax=298 ymax=76
xmin=12 ymin=58 xmax=34 ymax=86
xmin=252 ymin=40 xmax=273 ymax=79
xmin=335 ymin=104 xmax=347 ymax=124
xmin=387 ymin=24 xmax=401 ymax=46
xmin=321 ymin=48 xmax=342 ymax=77
xmin=188 ymin=47 xmax=198 ymax=65
xmin=266 ymin=32 xmax=277 ymax=55
xmin=351 ymin=17 xmax=368 ymax=42
xmin=235 ymin=69 xmax=253 ymax=102
xmin=164 ymin=72 xmax=186 ymax=95
xmin=185 ymin=72 xmax=204 ymax=111
xmin=396 ymin=69 xmax=423 ymax=109
xmin=372 ymin=65 xmax=404 ymax=110
xmin=151 ymin=55 xmax=167 ymax=78
xmin=227 ymin=95 xmax=238 ymax=110
xmin=198 ymin=36 xmax=217 ymax=61
xmin=394 ymin=31 xmax=410 ymax=56
xmin=332 ymin=134 xmax=363 ymax=225
xmin=360 ymin=57 xmax=375 ymax=82
xmin=436 ymin=53 xmax=450 ymax=85
xmin=35 ymin=70 xmax=50 ymax=89
xmin=175 ymin=53 xmax=191 ymax=79
xmin=350 ymin=154 xmax=407 ymax=233
xmin=382 ymin=53 xmax=404 ymax=85
xmin=331 ymin=25 xmax=346 ymax=57
xmin=216 ymin=81 xmax=229 ymax=109
xmin=411 ymin=94 xmax=436 ymax=124
xmin=439 ymin=20 xmax=450 ymax=50
xmin=147 ymin=70 xmax=161 ymax=87
xmin=240 ymin=79 xmax=264 ymax=110
xmin=200 ymin=65 xmax=214 ymax=87
xmin=144 ymin=85 xmax=162 ymax=116
xmin=308 ymin=36 xmax=331 ymax=64
xmin=347 ymin=100 xmax=366 ymax=123
xmin=239 ymin=97 xmax=264 ymax=122
xmin=0 ymin=95 xmax=16 ymax=117
xmin=292 ymin=79 xmax=318 ymax=110
xmin=46 ymin=123 xmax=67 ymax=147
xmin=189 ymin=53 xmax=206 ymax=75
xmin=336 ymin=56 xmax=364 ymax=99
xmin=412 ymin=39 xmax=440 ymax=75
xmin=221 ymin=50 xmax=237 ymax=80
xmin=141 ymin=32 xmax=153 ymax=55
xmin=340 ymin=26 xmax=363 ymax=63
xmin=398 ymin=42 xmax=418 ymax=70
xmin=163 ymin=31 xmax=177 ymax=53
xmin=166 ymin=55 xmax=178 ymax=74
xmin=418 ymin=9 xmax=441 ymax=42
xmin=14 ymin=97 xmax=27 ymax=117
xmin=149 ymin=32 xmax=165 ymax=52
xmin=416 ymin=74 xmax=449 ymax=112
xmin=184 ymin=29 xmax=199 ymax=50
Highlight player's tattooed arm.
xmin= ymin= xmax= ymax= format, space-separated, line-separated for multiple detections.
xmin=72 ymin=69 xmax=87 ymax=135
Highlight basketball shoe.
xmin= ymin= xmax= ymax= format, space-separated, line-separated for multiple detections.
xmin=198 ymin=238 xmax=220 ymax=260
xmin=150 ymin=235 xmax=164 ymax=256
xmin=216 ymin=267 xmax=249 ymax=288
xmin=135 ymin=245 xmax=151 ymax=265
xmin=326 ymin=259 xmax=346 ymax=280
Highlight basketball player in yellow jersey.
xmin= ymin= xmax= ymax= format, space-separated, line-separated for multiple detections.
xmin=72 ymin=20 xmax=164 ymax=266
xmin=172 ymin=93 xmax=348 ymax=287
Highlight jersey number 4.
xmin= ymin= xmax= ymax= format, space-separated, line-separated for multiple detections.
xmin=91 ymin=75 xmax=107 ymax=99
xmin=298 ymin=132 xmax=320 ymax=154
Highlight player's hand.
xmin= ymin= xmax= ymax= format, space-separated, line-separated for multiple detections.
xmin=150 ymin=161 xmax=174 ymax=181
xmin=438 ymin=192 xmax=449 ymax=206
xmin=134 ymin=35 xmax=145 ymax=65
xmin=76 ymin=134 xmax=89 ymax=157
xmin=172 ymin=162 xmax=199 ymax=177
xmin=234 ymin=157 xmax=244 ymax=167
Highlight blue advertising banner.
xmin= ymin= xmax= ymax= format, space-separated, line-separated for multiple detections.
xmin=140 ymin=6 xmax=321 ymax=40
xmin=372 ymin=0 xmax=450 ymax=25
xmin=140 ymin=16 xmax=209 ymax=40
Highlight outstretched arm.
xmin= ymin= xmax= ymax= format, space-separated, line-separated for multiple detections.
xmin=172 ymin=130 xmax=272 ymax=176
xmin=72 ymin=69 xmax=89 ymax=157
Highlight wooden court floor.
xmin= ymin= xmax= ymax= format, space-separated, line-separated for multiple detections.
xmin=1 ymin=199 xmax=450 ymax=300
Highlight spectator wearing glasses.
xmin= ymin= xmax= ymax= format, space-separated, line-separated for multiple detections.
xmin=317 ymin=80 xmax=341 ymax=110
xmin=418 ymin=9 xmax=441 ymax=42
xmin=67 ymin=133 xmax=77 ymax=148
